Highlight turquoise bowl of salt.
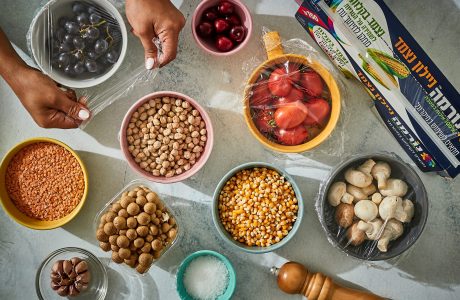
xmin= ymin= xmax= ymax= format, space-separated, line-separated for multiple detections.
xmin=176 ymin=250 xmax=236 ymax=300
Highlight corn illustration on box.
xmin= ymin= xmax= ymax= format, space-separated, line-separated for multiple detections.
xmin=295 ymin=0 xmax=460 ymax=178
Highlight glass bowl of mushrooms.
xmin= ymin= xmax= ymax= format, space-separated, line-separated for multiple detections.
xmin=93 ymin=180 xmax=181 ymax=275
xmin=35 ymin=247 xmax=107 ymax=300
xmin=318 ymin=152 xmax=428 ymax=261
xmin=120 ymin=91 xmax=214 ymax=184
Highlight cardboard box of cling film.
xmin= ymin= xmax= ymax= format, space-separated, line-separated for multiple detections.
xmin=294 ymin=0 xmax=460 ymax=178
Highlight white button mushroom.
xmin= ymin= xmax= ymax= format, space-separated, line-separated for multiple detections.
xmin=357 ymin=218 xmax=384 ymax=240
xmin=371 ymin=161 xmax=391 ymax=189
xmin=357 ymin=159 xmax=376 ymax=175
xmin=378 ymin=196 xmax=411 ymax=223
xmin=328 ymin=182 xmax=354 ymax=206
xmin=377 ymin=219 xmax=404 ymax=252
xmin=379 ymin=179 xmax=408 ymax=197
xmin=354 ymin=200 xmax=378 ymax=222
xmin=346 ymin=185 xmax=368 ymax=202
xmin=344 ymin=169 xmax=373 ymax=188
xmin=371 ymin=193 xmax=383 ymax=205
xmin=361 ymin=184 xmax=377 ymax=196
xmin=401 ymin=199 xmax=415 ymax=223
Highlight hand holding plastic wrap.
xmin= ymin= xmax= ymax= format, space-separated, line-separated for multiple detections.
xmin=26 ymin=0 xmax=161 ymax=128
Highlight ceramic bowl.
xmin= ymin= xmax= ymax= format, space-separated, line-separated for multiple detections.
xmin=35 ymin=247 xmax=108 ymax=300
xmin=212 ymin=162 xmax=304 ymax=253
xmin=120 ymin=91 xmax=214 ymax=183
xmin=176 ymin=250 xmax=236 ymax=300
xmin=191 ymin=0 xmax=253 ymax=56
xmin=0 ymin=137 xmax=88 ymax=230
xmin=243 ymin=54 xmax=341 ymax=153
xmin=318 ymin=152 xmax=429 ymax=260
xmin=29 ymin=0 xmax=128 ymax=88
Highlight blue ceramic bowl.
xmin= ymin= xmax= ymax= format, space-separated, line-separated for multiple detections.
xmin=176 ymin=250 xmax=236 ymax=300
xmin=212 ymin=162 xmax=304 ymax=254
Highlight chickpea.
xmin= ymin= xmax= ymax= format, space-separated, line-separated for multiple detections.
xmin=113 ymin=216 xmax=127 ymax=230
xmin=140 ymin=242 xmax=151 ymax=253
xmin=103 ymin=222 xmax=117 ymax=236
xmin=139 ymin=253 xmax=154 ymax=267
xmin=137 ymin=212 xmax=151 ymax=225
xmin=133 ymin=237 xmax=145 ymax=248
xmin=96 ymin=228 xmax=109 ymax=242
xmin=149 ymin=224 xmax=159 ymax=236
xmin=112 ymin=251 xmax=123 ymax=264
xmin=144 ymin=203 xmax=156 ymax=215
xmin=136 ymin=196 xmax=148 ymax=207
xmin=136 ymin=226 xmax=149 ymax=237
xmin=119 ymin=248 xmax=131 ymax=260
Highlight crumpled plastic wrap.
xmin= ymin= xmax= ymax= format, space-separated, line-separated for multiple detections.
xmin=26 ymin=0 xmax=160 ymax=127
xmin=315 ymin=151 xmax=428 ymax=267
xmin=241 ymin=27 xmax=349 ymax=156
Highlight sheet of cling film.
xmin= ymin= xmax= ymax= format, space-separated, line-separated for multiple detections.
xmin=26 ymin=0 xmax=160 ymax=127
xmin=295 ymin=0 xmax=460 ymax=177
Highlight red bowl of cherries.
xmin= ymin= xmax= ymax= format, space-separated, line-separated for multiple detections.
xmin=192 ymin=0 xmax=252 ymax=55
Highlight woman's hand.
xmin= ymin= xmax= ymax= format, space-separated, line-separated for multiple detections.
xmin=11 ymin=67 xmax=90 ymax=129
xmin=125 ymin=0 xmax=186 ymax=69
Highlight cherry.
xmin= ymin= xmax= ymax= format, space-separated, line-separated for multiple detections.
xmin=203 ymin=8 xmax=218 ymax=21
xmin=218 ymin=1 xmax=234 ymax=15
xmin=216 ymin=35 xmax=234 ymax=52
xmin=229 ymin=25 xmax=245 ymax=43
xmin=225 ymin=14 xmax=241 ymax=25
xmin=214 ymin=18 xmax=230 ymax=33
xmin=197 ymin=22 xmax=213 ymax=37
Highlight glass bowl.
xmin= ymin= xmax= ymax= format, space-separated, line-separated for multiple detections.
xmin=36 ymin=247 xmax=108 ymax=300
xmin=93 ymin=179 xmax=182 ymax=276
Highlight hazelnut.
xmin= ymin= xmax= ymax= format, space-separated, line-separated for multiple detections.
xmin=118 ymin=209 xmax=129 ymax=218
xmin=99 ymin=242 xmax=111 ymax=252
xmin=151 ymin=239 xmax=163 ymax=251
xmin=109 ymin=235 xmax=119 ymax=246
xmin=126 ymin=229 xmax=138 ymax=240
xmin=143 ymin=203 xmax=156 ymax=215
xmin=103 ymin=222 xmax=117 ymax=236
xmin=116 ymin=235 xmax=130 ymax=248
xmin=140 ymin=243 xmax=151 ymax=253
xmin=113 ymin=216 xmax=127 ymax=230
xmin=137 ymin=212 xmax=151 ymax=225
xmin=136 ymin=226 xmax=149 ymax=237
xmin=133 ymin=238 xmax=145 ymax=248
xmin=139 ymin=253 xmax=154 ymax=267
xmin=127 ymin=217 xmax=137 ymax=229
xmin=119 ymin=248 xmax=131 ymax=260
xmin=127 ymin=203 xmax=140 ymax=216
xmin=112 ymin=251 xmax=123 ymax=264
xmin=96 ymin=228 xmax=109 ymax=242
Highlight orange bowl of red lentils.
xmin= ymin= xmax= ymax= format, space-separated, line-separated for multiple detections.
xmin=0 ymin=137 xmax=88 ymax=230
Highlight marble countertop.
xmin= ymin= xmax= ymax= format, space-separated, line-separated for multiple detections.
xmin=0 ymin=0 xmax=459 ymax=299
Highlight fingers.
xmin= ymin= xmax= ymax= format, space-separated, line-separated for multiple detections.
xmin=46 ymin=111 xmax=81 ymax=129
xmin=158 ymin=30 xmax=179 ymax=67
xmin=52 ymin=92 xmax=91 ymax=122
xmin=134 ymin=26 xmax=159 ymax=70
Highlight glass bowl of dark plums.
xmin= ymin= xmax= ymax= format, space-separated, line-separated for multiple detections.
xmin=30 ymin=0 xmax=127 ymax=88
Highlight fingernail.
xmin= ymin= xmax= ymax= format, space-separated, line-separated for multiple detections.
xmin=78 ymin=109 xmax=90 ymax=120
xmin=145 ymin=58 xmax=155 ymax=70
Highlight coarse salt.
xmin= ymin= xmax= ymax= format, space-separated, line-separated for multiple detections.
xmin=183 ymin=255 xmax=229 ymax=300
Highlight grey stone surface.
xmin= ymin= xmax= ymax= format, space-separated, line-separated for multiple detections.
xmin=0 ymin=0 xmax=459 ymax=299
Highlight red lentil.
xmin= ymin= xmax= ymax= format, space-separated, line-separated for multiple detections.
xmin=5 ymin=142 xmax=85 ymax=221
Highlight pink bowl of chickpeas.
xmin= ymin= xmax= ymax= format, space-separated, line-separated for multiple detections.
xmin=120 ymin=91 xmax=214 ymax=183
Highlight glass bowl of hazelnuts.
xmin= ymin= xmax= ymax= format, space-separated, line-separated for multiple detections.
xmin=35 ymin=247 xmax=107 ymax=300
xmin=94 ymin=180 xmax=180 ymax=275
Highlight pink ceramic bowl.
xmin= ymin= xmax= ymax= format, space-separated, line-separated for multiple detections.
xmin=120 ymin=91 xmax=214 ymax=183
xmin=191 ymin=0 xmax=253 ymax=56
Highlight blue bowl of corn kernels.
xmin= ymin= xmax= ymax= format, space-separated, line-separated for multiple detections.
xmin=176 ymin=250 xmax=236 ymax=300
xmin=211 ymin=162 xmax=304 ymax=254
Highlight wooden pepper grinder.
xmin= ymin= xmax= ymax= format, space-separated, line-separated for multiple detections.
xmin=270 ymin=262 xmax=385 ymax=300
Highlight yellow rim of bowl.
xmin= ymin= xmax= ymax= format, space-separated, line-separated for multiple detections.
xmin=0 ymin=137 xmax=88 ymax=230
xmin=243 ymin=54 xmax=341 ymax=153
